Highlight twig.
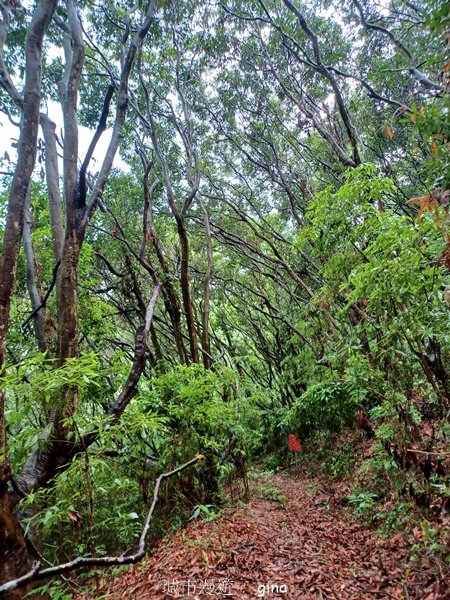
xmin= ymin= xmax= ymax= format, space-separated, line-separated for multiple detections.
xmin=403 ymin=582 xmax=410 ymax=600
xmin=94 ymin=251 xmax=124 ymax=278
xmin=406 ymin=448 xmax=450 ymax=457
xmin=0 ymin=455 xmax=204 ymax=594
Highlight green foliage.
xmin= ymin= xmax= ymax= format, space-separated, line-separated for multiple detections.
xmin=378 ymin=502 xmax=413 ymax=535
xmin=25 ymin=580 xmax=73 ymax=600
xmin=293 ymin=431 xmax=356 ymax=481
xmin=283 ymin=380 xmax=366 ymax=437
xmin=3 ymin=352 xmax=103 ymax=468
xmin=252 ymin=479 xmax=286 ymax=505
xmin=414 ymin=520 xmax=448 ymax=557
xmin=260 ymin=454 xmax=285 ymax=473
xmin=19 ymin=451 xmax=148 ymax=561
xmin=142 ymin=364 xmax=238 ymax=470
xmin=348 ymin=492 xmax=379 ymax=522
xmin=189 ymin=504 xmax=220 ymax=522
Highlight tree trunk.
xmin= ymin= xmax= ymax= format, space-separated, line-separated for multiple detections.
xmin=0 ymin=489 xmax=38 ymax=600
xmin=23 ymin=186 xmax=47 ymax=352
xmin=177 ymin=218 xmax=200 ymax=364
xmin=40 ymin=115 xmax=64 ymax=263
xmin=200 ymin=199 xmax=214 ymax=368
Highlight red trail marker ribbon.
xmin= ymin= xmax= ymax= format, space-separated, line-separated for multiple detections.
xmin=288 ymin=434 xmax=301 ymax=452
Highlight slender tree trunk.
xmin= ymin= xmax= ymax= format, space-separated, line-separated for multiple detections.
xmin=177 ymin=218 xmax=200 ymax=364
xmin=57 ymin=230 xmax=82 ymax=364
xmin=200 ymin=199 xmax=213 ymax=368
xmin=40 ymin=115 xmax=64 ymax=263
xmin=153 ymin=247 xmax=188 ymax=364
xmin=140 ymin=160 xmax=187 ymax=363
xmin=41 ymin=114 xmax=64 ymax=314
xmin=23 ymin=186 xmax=47 ymax=352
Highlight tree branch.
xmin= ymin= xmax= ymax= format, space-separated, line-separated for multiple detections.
xmin=78 ymin=84 xmax=115 ymax=209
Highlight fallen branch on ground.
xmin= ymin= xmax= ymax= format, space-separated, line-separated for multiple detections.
xmin=0 ymin=454 xmax=204 ymax=595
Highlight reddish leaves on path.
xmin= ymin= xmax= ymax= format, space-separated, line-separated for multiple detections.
xmin=77 ymin=473 xmax=449 ymax=599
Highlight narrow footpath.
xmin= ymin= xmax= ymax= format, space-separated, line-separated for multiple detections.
xmin=78 ymin=473 xmax=449 ymax=599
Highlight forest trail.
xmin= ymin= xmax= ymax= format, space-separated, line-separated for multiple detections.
xmin=76 ymin=472 xmax=448 ymax=600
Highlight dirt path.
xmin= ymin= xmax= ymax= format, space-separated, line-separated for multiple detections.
xmin=77 ymin=473 xmax=448 ymax=599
